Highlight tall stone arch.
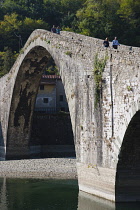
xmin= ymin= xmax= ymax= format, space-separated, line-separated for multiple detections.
xmin=4 ymin=30 xmax=87 ymax=160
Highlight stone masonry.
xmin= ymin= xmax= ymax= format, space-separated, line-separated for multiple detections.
xmin=0 ymin=29 xmax=140 ymax=201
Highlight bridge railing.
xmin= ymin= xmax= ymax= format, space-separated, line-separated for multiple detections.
xmin=34 ymin=107 xmax=58 ymax=114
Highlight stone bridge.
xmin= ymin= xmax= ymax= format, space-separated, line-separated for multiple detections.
xmin=0 ymin=29 xmax=140 ymax=202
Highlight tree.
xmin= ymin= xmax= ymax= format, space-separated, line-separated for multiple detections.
xmin=75 ymin=0 xmax=140 ymax=46
xmin=0 ymin=13 xmax=49 ymax=52
xmin=19 ymin=17 xmax=49 ymax=48
xmin=3 ymin=47 xmax=15 ymax=74
xmin=60 ymin=0 xmax=85 ymax=30
xmin=0 ymin=13 xmax=22 ymax=51
xmin=0 ymin=51 xmax=5 ymax=77
xmin=117 ymin=0 xmax=140 ymax=46
xmin=76 ymin=0 xmax=118 ymax=37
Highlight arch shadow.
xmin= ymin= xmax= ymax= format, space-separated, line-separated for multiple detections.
xmin=30 ymin=61 xmax=75 ymax=158
xmin=6 ymin=46 xmax=50 ymax=159
xmin=6 ymin=45 xmax=75 ymax=160
xmin=115 ymin=110 xmax=140 ymax=203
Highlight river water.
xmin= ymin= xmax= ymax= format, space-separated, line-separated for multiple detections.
xmin=0 ymin=178 xmax=139 ymax=210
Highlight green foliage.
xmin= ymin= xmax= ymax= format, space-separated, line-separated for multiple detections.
xmin=45 ymin=65 xmax=59 ymax=75
xmin=0 ymin=47 xmax=18 ymax=77
xmin=127 ymin=85 xmax=133 ymax=91
xmin=44 ymin=57 xmax=59 ymax=75
xmin=0 ymin=13 xmax=49 ymax=52
xmin=3 ymin=47 xmax=14 ymax=73
xmin=0 ymin=51 xmax=5 ymax=77
xmin=0 ymin=0 xmax=140 ymax=48
xmin=46 ymin=40 xmax=50 ymax=44
xmin=65 ymin=51 xmax=72 ymax=57
xmin=94 ymin=53 xmax=108 ymax=108
xmin=76 ymin=0 xmax=120 ymax=38
xmin=62 ymin=27 xmax=74 ymax=32
xmin=117 ymin=0 xmax=140 ymax=46
xmin=76 ymin=0 xmax=140 ymax=46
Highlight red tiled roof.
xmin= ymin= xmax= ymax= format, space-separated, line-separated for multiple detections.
xmin=42 ymin=75 xmax=61 ymax=79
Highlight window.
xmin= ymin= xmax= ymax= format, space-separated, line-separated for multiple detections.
xmin=60 ymin=95 xmax=63 ymax=101
xmin=43 ymin=98 xmax=49 ymax=103
xmin=40 ymin=85 xmax=44 ymax=90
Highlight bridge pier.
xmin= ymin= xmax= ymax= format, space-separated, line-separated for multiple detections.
xmin=77 ymin=163 xmax=116 ymax=202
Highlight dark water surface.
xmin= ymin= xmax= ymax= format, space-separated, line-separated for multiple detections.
xmin=0 ymin=178 xmax=140 ymax=210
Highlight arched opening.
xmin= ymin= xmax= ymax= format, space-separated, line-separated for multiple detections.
xmin=115 ymin=110 xmax=140 ymax=202
xmin=6 ymin=46 xmax=75 ymax=160
xmin=30 ymin=58 xmax=75 ymax=158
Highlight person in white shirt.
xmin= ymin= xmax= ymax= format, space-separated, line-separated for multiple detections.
xmin=112 ymin=37 xmax=120 ymax=49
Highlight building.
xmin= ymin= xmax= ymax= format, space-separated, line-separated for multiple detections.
xmin=34 ymin=75 xmax=69 ymax=113
xmin=31 ymin=75 xmax=75 ymax=158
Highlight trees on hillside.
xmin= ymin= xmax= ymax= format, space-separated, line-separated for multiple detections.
xmin=1 ymin=0 xmax=139 ymax=48
xmin=0 ymin=13 xmax=49 ymax=52
xmin=0 ymin=47 xmax=17 ymax=76
xmin=117 ymin=0 xmax=140 ymax=46
xmin=76 ymin=0 xmax=140 ymax=46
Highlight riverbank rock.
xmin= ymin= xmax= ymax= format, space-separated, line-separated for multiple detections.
xmin=0 ymin=158 xmax=77 ymax=179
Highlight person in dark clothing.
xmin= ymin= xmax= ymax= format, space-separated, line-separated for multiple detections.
xmin=51 ymin=25 xmax=56 ymax=33
xmin=103 ymin=37 xmax=109 ymax=47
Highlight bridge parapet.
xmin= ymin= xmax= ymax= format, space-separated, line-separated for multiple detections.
xmin=61 ymin=30 xmax=140 ymax=53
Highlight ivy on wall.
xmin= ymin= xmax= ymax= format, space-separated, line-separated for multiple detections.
xmin=93 ymin=53 xmax=108 ymax=108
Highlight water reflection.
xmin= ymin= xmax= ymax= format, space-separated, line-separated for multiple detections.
xmin=0 ymin=177 xmax=140 ymax=210
xmin=0 ymin=177 xmax=78 ymax=210
xmin=78 ymin=191 xmax=140 ymax=210
xmin=0 ymin=177 xmax=8 ymax=210
xmin=78 ymin=191 xmax=115 ymax=210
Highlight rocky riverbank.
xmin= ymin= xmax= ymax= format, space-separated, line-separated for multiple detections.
xmin=0 ymin=158 xmax=77 ymax=179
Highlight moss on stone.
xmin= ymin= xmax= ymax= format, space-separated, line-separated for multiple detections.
xmin=94 ymin=53 xmax=108 ymax=108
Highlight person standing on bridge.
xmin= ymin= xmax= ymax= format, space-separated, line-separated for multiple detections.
xmin=103 ymin=37 xmax=109 ymax=47
xmin=112 ymin=37 xmax=120 ymax=49
xmin=56 ymin=26 xmax=61 ymax=35
xmin=51 ymin=25 xmax=56 ymax=33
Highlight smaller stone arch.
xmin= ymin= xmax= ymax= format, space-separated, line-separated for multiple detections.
xmin=115 ymin=109 xmax=140 ymax=202
xmin=114 ymin=99 xmax=140 ymax=166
